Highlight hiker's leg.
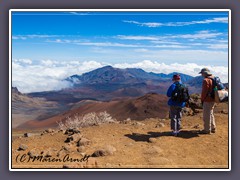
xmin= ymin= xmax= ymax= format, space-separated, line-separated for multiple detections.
xmin=170 ymin=106 xmax=177 ymax=131
xmin=203 ymin=102 xmax=211 ymax=133
xmin=176 ymin=107 xmax=182 ymax=131
xmin=210 ymin=102 xmax=216 ymax=131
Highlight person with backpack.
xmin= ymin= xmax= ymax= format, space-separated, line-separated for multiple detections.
xmin=167 ymin=74 xmax=189 ymax=136
xmin=199 ymin=68 xmax=216 ymax=134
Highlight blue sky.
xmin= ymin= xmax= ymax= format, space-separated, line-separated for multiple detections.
xmin=11 ymin=11 xmax=229 ymax=92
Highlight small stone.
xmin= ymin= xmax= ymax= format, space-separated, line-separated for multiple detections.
xmin=77 ymin=138 xmax=91 ymax=146
xmin=148 ymin=138 xmax=157 ymax=143
xmin=92 ymin=149 xmax=108 ymax=157
xmin=41 ymin=148 xmax=56 ymax=157
xmin=121 ymin=118 xmax=131 ymax=124
xmin=193 ymin=124 xmax=200 ymax=129
xmin=77 ymin=146 xmax=85 ymax=153
xmin=144 ymin=146 xmax=163 ymax=155
xmin=24 ymin=133 xmax=34 ymax=137
xmin=92 ymin=145 xmax=116 ymax=157
xmin=105 ymin=145 xmax=116 ymax=155
xmin=28 ymin=149 xmax=40 ymax=158
xmin=62 ymin=144 xmax=75 ymax=152
xmin=65 ymin=136 xmax=73 ymax=143
xmin=72 ymin=134 xmax=82 ymax=142
xmin=155 ymin=122 xmax=165 ymax=128
xmin=221 ymin=110 xmax=228 ymax=114
xmin=132 ymin=122 xmax=145 ymax=126
xmin=64 ymin=128 xmax=81 ymax=135
xmin=45 ymin=128 xmax=55 ymax=133
xmin=18 ymin=144 xmax=28 ymax=151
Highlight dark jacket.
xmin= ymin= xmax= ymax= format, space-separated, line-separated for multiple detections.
xmin=167 ymin=81 xmax=186 ymax=107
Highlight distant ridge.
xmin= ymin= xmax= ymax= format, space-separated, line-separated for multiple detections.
xmin=18 ymin=93 xmax=169 ymax=129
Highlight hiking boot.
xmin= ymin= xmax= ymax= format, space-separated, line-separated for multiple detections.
xmin=199 ymin=130 xmax=211 ymax=134
xmin=171 ymin=131 xmax=180 ymax=137
xmin=211 ymin=129 xmax=216 ymax=133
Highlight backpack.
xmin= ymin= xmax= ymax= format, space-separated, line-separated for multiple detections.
xmin=208 ymin=77 xmax=225 ymax=99
xmin=171 ymin=83 xmax=190 ymax=103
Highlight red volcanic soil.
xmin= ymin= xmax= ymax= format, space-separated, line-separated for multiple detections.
xmin=18 ymin=93 xmax=169 ymax=129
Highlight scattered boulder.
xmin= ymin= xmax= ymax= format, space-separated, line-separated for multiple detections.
xmin=105 ymin=145 xmax=117 ymax=155
xmin=188 ymin=94 xmax=202 ymax=112
xmin=64 ymin=128 xmax=81 ymax=135
xmin=193 ymin=124 xmax=200 ymax=129
xmin=65 ymin=136 xmax=73 ymax=143
xmin=221 ymin=109 xmax=228 ymax=114
xmin=72 ymin=134 xmax=82 ymax=142
xmin=62 ymin=144 xmax=75 ymax=152
xmin=144 ymin=146 xmax=163 ymax=155
xmin=92 ymin=145 xmax=116 ymax=157
xmin=92 ymin=149 xmax=108 ymax=157
xmin=182 ymin=107 xmax=194 ymax=116
xmin=132 ymin=122 xmax=145 ymax=126
xmin=155 ymin=122 xmax=165 ymax=128
xmin=77 ymin=138 xmax=91 ymax=147
xmin=41 ymin=148 xmax=57 ymax=157
xmin=57 ymin=145 xmax=75 ymax=157
xmin=27 ymin=149 xmax=41 ymax=158
xmin=45 ymin=128 xmax=55 ymax=133
xmin=148 ymin=138 xmax=157 ymax=143
xmin=121 ymin=118 xmax=131 ymax=124
xmin=18 ymin=144 xmax=28 ymax=151
xmin=77 ymin=146 xmax=86 ymax=153
xmin=24 ymin=133 xmax=34 ymax=137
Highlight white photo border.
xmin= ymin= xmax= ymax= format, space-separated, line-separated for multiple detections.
xmin=9 ymin=9 xmax=231 ymax=171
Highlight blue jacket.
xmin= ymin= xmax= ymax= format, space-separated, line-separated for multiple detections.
xmin=167 ymin=81 xmax=186 ymax=107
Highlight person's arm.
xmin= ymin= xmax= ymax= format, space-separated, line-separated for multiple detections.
xmin=201 ymin=79 xmax=210 ymax=102
xmin=167 ymin=84 xmax=174 ymax=97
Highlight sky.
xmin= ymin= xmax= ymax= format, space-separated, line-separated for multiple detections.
xmin=11 ymin=11 xmax=229 ymax=93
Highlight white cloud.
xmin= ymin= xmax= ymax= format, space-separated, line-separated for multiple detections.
xmin=69 ymin=12 xmax=90 ymax=15
xmin=12 ymin=59 xmax=228 ymax=93
xmin=113 ymin=60 xmax=228 ymax=83
xmin=123 ymin=17 xmax=228 ymax=28
xmin=49 ymin=38 xmax=188 ymax=49
xmin=176 ymin=31 xmax=223 ymax=39
xmin=134 ymin=48 xmax=149 ymax=52
xmin=123 ymin=20 xmax=163 ymax=27
xmin=12 ymin=59 xmax=104 ymax=93
xmin=75 ymin=42 xmax=141 ymax=48
xmin=207 ymin=44 xmax=228 ymax=49
xmin=117 ymin=35 xmax=159 ymax=41
xmin=13 ymin=59 xmax=32 ymax=64
xmin=12 ymin=34 xmax=60 ymax=40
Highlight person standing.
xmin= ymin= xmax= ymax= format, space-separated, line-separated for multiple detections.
xmin=167 ymin=74 xmax=187 ymax=136
xmin=199 ymin=68 xmax=216 ymax=134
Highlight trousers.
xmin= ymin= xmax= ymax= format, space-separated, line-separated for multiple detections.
xmin=203 ymin=101 xmax=216 ymax=132
xmin=169 ymin=106 xmax=182 ymax=131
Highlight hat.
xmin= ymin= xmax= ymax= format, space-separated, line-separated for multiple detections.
xmin=199 ymin=68 xmax=212 ymax=75
xmin=172 ymin=74 xmax=181 ymax=81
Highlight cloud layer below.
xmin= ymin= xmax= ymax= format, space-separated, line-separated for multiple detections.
xmin=12 ymin=59 xmax=228 ymax=93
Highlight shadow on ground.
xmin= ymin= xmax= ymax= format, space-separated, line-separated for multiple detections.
xmin=125 ymin=130 xmax=200 ymax=142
